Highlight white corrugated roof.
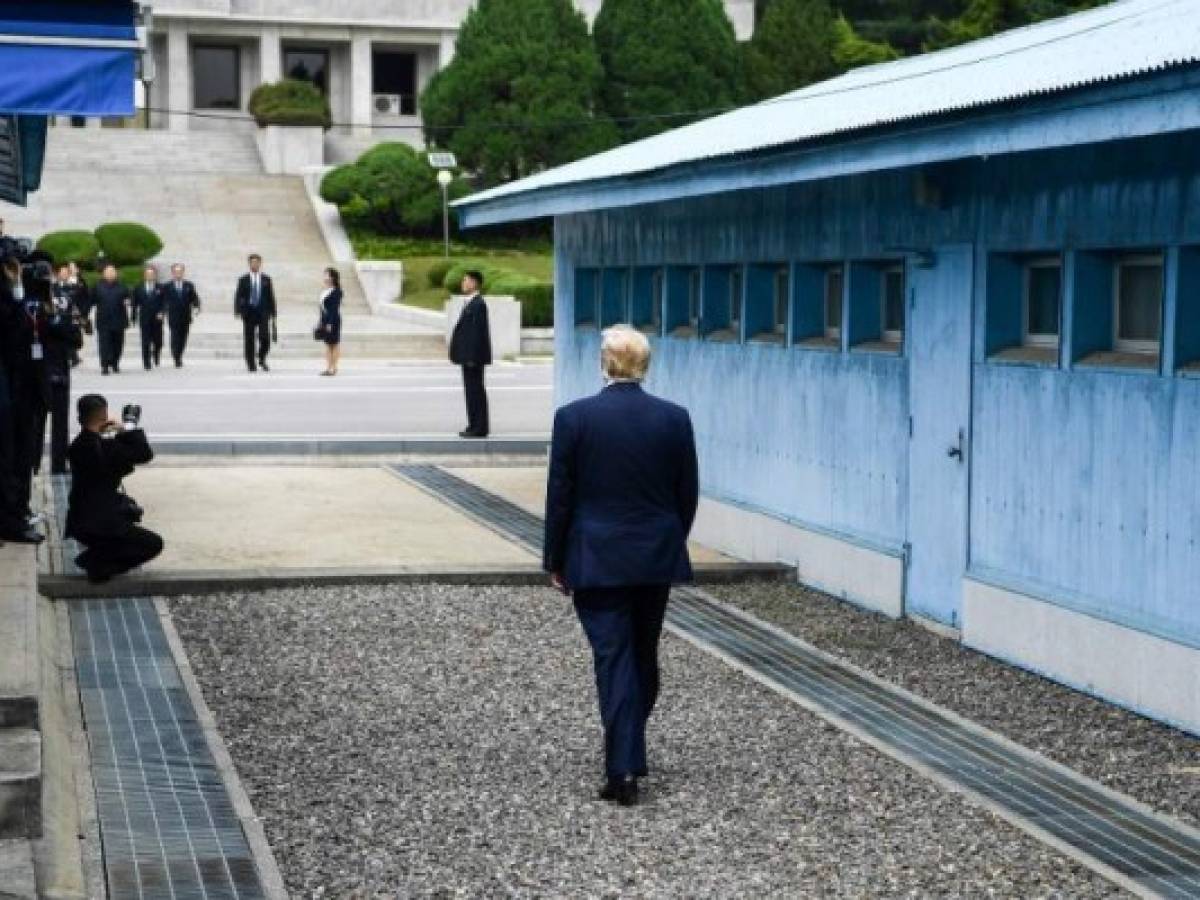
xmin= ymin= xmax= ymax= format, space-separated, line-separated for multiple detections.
xmin=456 ymin=0 xmax=1200 ymax=210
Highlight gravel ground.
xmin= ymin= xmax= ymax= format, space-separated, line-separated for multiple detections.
xmin=708 ymin=581 xmax=1200 ymax=828
xmin=170 ymin=585 xmax=1121 ymax=898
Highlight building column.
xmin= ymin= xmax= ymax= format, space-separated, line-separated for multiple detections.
xmin=260 ymin=25 xmax=282 ymax=85
xmin=350 ymin=33 xmax=373 ymax=138
xmin=438 ymin=31 xmax=456 ymax=69
xmin=166 ymin=21 xmax=189 ymax=132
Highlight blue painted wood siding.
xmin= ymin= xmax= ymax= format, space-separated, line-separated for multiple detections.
xmin=554 ymin=130 xmax=1200 ymax=646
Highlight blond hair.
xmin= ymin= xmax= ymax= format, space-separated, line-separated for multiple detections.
xmin=601 ymin=325 xmax=651 ymax=381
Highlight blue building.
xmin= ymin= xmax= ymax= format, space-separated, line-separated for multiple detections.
xmin=455 ymin=0 xmax=1200 ymax=735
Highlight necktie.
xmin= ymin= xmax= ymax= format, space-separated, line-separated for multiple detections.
xmin=252 ymin=276 xmax=260 ymax=305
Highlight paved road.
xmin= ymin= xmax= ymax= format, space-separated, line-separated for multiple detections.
xmin=69 ymin=358 xmax=554 ymax=440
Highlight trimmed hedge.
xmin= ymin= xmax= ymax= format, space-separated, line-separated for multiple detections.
xmin=248 ymin=79 xmax=330 ymax=128
xmin=95 ymin=222 xmax=162 ymax=267
xmin=36 ymin=230 xmax=100 ymax=267
xmin=441 ymin=260 xmax=553 ymax=327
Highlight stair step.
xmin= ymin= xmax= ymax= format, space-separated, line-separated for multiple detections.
xmin=0 ymin=839 xmax=36 ymax=899
xmin=0 ymin=547 xmax=38 ymax=730
xmin=0 ymin=729 xmax=41 ymax=840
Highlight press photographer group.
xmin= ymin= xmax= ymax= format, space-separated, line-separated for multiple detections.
xmin=0 ymin=228 xmax=161 ymax=581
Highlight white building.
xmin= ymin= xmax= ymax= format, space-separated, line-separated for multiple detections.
xmin=141 ymin=0 xmax=754 ymax=154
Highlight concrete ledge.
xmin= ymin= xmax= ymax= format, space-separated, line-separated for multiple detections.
xmin=0 ymin=546 xmax=39 ymax=729
xmin=0 ymin=730 xmax=41 ymax=840
xmin=690 ymin=495 xmax=905 ymax=618
xmin=148 ymin=437 xmax=551 ymax=458
xmin=255 ymin=125 xmax=323 ymax=175
xmin=964 ymin=577 xmax=1200 ymax=738
xmin=355 ymin=261 xmax=404 ymax=313
xmin=0 ymin=839 xmax=36 ymax=899
xmin=375 ymin=302 xmax=448 ymax=330
xmin=39 ymin=562 xmax=794 ymax=600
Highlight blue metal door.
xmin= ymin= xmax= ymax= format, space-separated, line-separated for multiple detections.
xmin=906 ymin=245 xmax=974 ymax=626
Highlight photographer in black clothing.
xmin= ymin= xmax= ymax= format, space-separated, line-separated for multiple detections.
xmin=0 ymin=255 xmax=43 ymax=544
xmin=65 ymin=395 xmax=162 ymax=583
xmin=40 ymin=265 xmax=85 ymax=473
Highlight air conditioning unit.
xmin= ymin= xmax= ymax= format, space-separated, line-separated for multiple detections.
xmin=374 ymin=94 xmax=402 ymax=115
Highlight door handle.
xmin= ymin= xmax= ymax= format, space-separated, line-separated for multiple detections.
xmin=947 ymin=428 xmax=965 ymax=461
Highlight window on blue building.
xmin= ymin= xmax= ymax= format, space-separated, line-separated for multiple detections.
xmin=600 ymin=268 xmax=629 ymax=328
xmin=745 ymin=263 xmax=789 ymax=344
xmin=702 ymin=265 xmax=741 ymax=342
xmin=1114 ymin=254 xmax=1163 ymax=354
xmin=1024 ymin=257 xmax=1061 ymax=351
xmin=664 ymin=266 xmax=700 ymax=338
xmin=630 ymin=267 xmax=664 ymax=336
xmin=881 ymin=264 xmax=905 ymax=345
xmin=774 ymin=268 xmax=790 ymax=335
xmin=574 ymin=268 xmax=599 ymax=328
xmin=824 ymin=265 xmax=843 ymax=342
xmin=985 ymin=253 xmax=1060 ymax=366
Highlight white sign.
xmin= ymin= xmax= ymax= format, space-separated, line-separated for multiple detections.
xmin=427 ymin=151 xmax=457 ymax=169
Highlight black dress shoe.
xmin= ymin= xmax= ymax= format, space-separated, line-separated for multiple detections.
xmin=0 ymin=525 xmax=44 ymax=545
xmin=101 ymin=367 xmax=110 ymax=376
xmin=86 ymin=570 xmax=112 ymax=585
xmin=458 ymin=429 xmax=476 ymax=438
xmin=598 ymin=774 xmax=638 ymax=806
xmin=258 ymin=357 xmax=269 ymax=372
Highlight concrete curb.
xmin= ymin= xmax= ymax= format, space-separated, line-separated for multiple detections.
xmin=154 ymin=600 xmax=289 ymax=900
xmin=39 ymin=562 xmax=794 ymax=601
xmin=148 ymin=437 xmax=551 ymax=457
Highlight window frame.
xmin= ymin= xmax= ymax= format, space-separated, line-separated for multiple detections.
xmin=687 ymin=268 xmax=701 ymax=328
xmin=824 ymin=264 xmax=844 ymax=340
xmin=728 ymin=266 xmax=743 ymax=339
xmin=880 ymin=262 xmax=905 ymax=345
xmin=1022 ymin=255 xmax=1063 ymax=350
xmin=192 ymin=43 xmax=241 ymax=110
xmin=650 ymin=268 xmax=664 ymax=332
xmin=1112 ymin=252 xmax=1164 ymax=354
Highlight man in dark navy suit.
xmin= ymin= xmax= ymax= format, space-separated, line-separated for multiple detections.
xmin=131 ymin=265 xmax=165 ymax=370
xmin=544 ymin=325 xmax=699 ymax=807
xmin=234 ymin=253 xmax=276 ymax=372
xmin=165 ymin=263 xmax=201 ymax=367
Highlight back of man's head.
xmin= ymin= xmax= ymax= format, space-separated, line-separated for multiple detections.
xmin=601 ymin=325 xmax=651 ymax=382
xmin=77 ymin=394 xmax=108 ymax=428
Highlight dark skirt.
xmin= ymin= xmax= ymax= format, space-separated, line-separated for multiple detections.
xmin=321 ymin=324 xmax=341 ymax=346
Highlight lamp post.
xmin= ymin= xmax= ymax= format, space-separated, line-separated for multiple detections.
xmin=436 ymin=168 xmax=453 ymax=259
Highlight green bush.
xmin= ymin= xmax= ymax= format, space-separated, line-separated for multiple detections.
xmin=319 ymin=142 xmax=469 ymax=236
xmin=36 ymin=230 xmax=100 ymax=267
xmin=512 ymin=283 xmax=554 ymax=327
xmin=426 ymin=259 xmax=456 ymax=288
xmin=95 ymin=222 xmax=162 ymax=267
xmin=248 ymin=79 xmax=330 ymax=127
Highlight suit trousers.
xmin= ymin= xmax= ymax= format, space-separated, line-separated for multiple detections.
xmin=75 ymin=525 xmax=164 ymax=579
xmin=98 ymin=328 xmax=124 ymax=371
xmin=573 ymin=584 xmax=670 ymax=779
xmin=242 ymin=314 xmax=270 ymax=369
xmin=140 ymin=322 xmax=163 ymax=369
xmin=169 ymin=320 xmax=190 ymax=364
xmin=48 ymin=381 xmax=69 ymax=473
xmin=0 ymin=366 xmax=28 ymax=526
xmin=461 ymin=364 xmax=489 ymax=435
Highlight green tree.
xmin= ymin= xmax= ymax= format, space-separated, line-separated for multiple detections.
xmin=831 ymin=14 xmax=900 ymax=69
xmin=926 ymin=0 xmax=1110 ymax=49
xmin=420 ymin=0 xmax=616 ymax=186
xmin=594 ymin=0 xmax=741 ymax=142
xmin=743 ymin=0 xmax=839 ymax=101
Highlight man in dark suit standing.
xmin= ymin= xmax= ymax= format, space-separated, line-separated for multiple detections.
xmin=448 ymin=270 xmax=492 ymax=438
xmin=234 ymin=253 xmax=276 ymax=372
xmin=165 ymin=263 xmax=200 ymax=367
xmin=131 ymin=265 xmax=165 ymax=370
xmin=90 ymin=263 xmax=130 ymax=375
xmin=544 ymin=325 xmax=699 ymax=807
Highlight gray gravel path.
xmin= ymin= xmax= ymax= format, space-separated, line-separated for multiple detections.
xmin=708 ymin=582 xmax=1200 ymax=829
xmin=170 ymin=585 xmax=1121 ymax=898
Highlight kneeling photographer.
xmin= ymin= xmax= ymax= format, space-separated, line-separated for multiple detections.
xmin=65 ymin=395 xmax=162 ymax=583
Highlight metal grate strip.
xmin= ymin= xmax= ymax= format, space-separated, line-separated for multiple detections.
xmin=390 ymin=463 xmax=1200 ymax=898
xmin=71 ymin=599 xmax=266 ymax=900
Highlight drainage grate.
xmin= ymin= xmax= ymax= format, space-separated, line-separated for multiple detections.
xmin=72 ymin=599 xmax=266 ymax=900
xmin=392 ymin=463 xmax=1200 ymax=898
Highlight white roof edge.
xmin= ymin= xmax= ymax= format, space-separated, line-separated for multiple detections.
xmin=455 ymin=0 xmax=1200 ymax=211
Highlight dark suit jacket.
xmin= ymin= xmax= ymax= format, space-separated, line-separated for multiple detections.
xmin=131 ymin=283 xmax=164 ymax=329
xmin=90 ymin=280 xmax=130 ymax=331
xmin=65 ymin=428 xmax=154 ymax=542
xmin=319 ymin=287 xmax=343 ymax=328
xmin=234 ymin=272 xmax=277 ymax=320
xmin=449 ymin=294 xmax=492 ymax=367
xmin=165 ymin=279 xmax=200 ymax=326
xmin=543 ymin=382 xmax=699 ymax=590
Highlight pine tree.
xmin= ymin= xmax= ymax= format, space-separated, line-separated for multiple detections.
xmin=594 ymin=0 xmax=742 ymax=143
xmin=420 ymin=0 xmax=618 ymax=186
xmin=831 ymin=14 xmax=900 ymax=69
xmin=743 ymin=0 xmax=840 ymax=101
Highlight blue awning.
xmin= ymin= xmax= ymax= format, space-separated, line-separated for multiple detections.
xmin=0 ymin=1 xmax=138 ymax=118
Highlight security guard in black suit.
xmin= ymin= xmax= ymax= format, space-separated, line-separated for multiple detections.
xmin=164 ymin=263 xmax=201 ymax=367
xmin=0 ymin=258 xmax=43 ymax=543
xmin=448 ymin=270 xmax=492 ymax=438
xmin=131 ymin=265 xmax=165 ymax=370
xmin=234 ymin=254 xmax=277 ymax=372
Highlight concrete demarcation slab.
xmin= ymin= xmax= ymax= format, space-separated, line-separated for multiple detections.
xmin=123 ymin=465 xmax=535 ymax=573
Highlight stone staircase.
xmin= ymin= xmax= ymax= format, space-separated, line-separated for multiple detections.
xmin=2 ymin=126 xmax=444 ymax=361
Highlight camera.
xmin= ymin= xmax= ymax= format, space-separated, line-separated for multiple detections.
xmin=121 ymin=404 xmax=142 ymax=427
